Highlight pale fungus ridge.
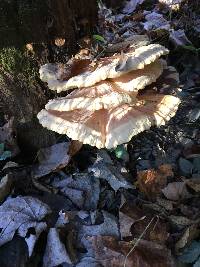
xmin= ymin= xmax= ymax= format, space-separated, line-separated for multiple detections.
xmin=40 ymin=44 xmax=168 ymax=93
xmin=38 ymin=41 xmax=181 ymax=149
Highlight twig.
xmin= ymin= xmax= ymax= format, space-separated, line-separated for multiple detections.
xmin=123 ymin=216 xmax=158 ymax=267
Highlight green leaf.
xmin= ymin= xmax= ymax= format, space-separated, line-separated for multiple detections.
xmin=181 ymin=45 xmax=199 ymax=52
xmin=93 ymin=34 xmax=106 ymax=43
xmin=114 ymin=145 xmax=129 ymax=162
xmin=179 ymin=241 xmax=200 ymax=264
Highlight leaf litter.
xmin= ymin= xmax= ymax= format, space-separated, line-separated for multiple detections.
xmin=0 ymin=0 xmax=200 ymax=266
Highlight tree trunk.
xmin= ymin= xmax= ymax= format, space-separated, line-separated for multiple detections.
xmin=104 ymin=0 xmax=124 ymax=8
xmin=0 ymin=0 xmax=97 ymax=153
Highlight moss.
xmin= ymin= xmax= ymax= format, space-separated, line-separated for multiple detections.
xmin=0 ymin=46 xmax=38 ymax=83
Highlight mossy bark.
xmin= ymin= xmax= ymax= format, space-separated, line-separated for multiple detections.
xmin=0 ymin=0 xmax=97 ymax=153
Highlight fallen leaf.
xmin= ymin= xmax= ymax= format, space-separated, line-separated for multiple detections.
xmin=106 ymin=35 xmax=149 ymax=54
xmin=170 ymin=30 xmax=192 ymax=47
xmin=52 ymin=173 xmax=100 ymax=210
xmin=162 ymin=182 xmax=190 ymax=201
xmin=119 ymin=200 xmax=169 ymax=243
xmin=143 ymin=12 xmax=170 ymax=31
xmin=156 ymin=197 xmax=174 ymax=211
xmin=0 ymin=117 xmax=19 ymax=157
xmin=79 ymin=211 xmax=120 ymax=244
xmin=0 ymin=196 xmax=51 ymax=256
xmin=0 ymin=175 xmax=12 ymax=202
xmin=186 ymin=178 xmax=200 ymax=192
xmin=123 ymin=0 xmax=145 ymax=14
xmin=137 ymin=164 xmax=173 ymax=200
xmin=84 ymin=235 xmax=176 ymax=267
xmin=179 ymin=157 xmax=193 ymax=175
xmin=43 ymin=228 xmax=72 ymax=267
xmin=169 ymin=215 xmax=198 ymax=227
xmin=2 ymin=161 xmax=19 ymax=170
xmin=31 ymin=142 xmax=71 ymax=178
xmin=88 ymin=150 xmax=133 ymax=191
xmin=175 ymin=225 xmax=200 ymax=252
xmin=179 ymin=241 xmax=200 ymax=264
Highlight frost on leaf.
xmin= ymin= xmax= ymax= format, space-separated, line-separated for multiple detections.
xmin=51 ymin=173 xmax=100 ymax=210
xmin=43 ymin=228 xmax=72 ymax=267
xmin=143 ymin=12 xmax=170 ymax=31
xmin=0 ymin=196 xmax=51 ymax=256
xmin=88 ymin=150 xmax=133 ymax=191
xmin=38 ymin=41 xmax=180 ymax=149
xmin=123 ymin=0 xmax=145 ymax=14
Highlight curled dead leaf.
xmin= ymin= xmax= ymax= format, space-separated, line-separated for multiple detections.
xmin=162 ymin=182 xmax=190 ymax=201
xmin=85 ymin=235 xmax=175 ymax=267
xmin=175 ymin=225 xmax=200 ymax=252
xmin=137 ymin=164 xmax=174 ymax=200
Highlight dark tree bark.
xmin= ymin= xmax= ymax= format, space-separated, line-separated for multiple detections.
xmin=104 ymin=0 xmax=124 ymax=8
xmin=0 ymin=0 xmax=97 ymax=153
xmin=0 ymin=0 xmax=97 ymax=51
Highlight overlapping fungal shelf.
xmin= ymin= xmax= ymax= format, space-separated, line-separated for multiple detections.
xmin=37 ymin=39 xmax=181 ymax=149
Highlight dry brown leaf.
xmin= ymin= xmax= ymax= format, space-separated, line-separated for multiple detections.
xmin=137 ymin=164 xmax=173 ymax=200
xmin=119 ymin=201 xmax=169 ymax=244
xmin=162 ymin=182 xmax=190 ymax=201
xmin=105 ymin=34 xmax=149 ymax=53
xmin=156 ymin=197 xmax=175 ymax=211
xmin=175 ymin=225 xmax=200 ymax=252
xmin=169 ymin=215 xmax=199 ymax=227
xmin=186 ymin=178 xmax=200 ymax=192
xmin=86 ymin=235 xmax=175 ymax=267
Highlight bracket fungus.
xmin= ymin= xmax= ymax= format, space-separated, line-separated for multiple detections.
xmin=38 ymin=40 xmax=181 ymax=149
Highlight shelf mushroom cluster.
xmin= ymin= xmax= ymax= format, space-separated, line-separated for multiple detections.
xmin=37 ymin=39 xmax=181 ymax=149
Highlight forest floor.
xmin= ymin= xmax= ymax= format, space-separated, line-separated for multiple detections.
xmin=0 ymin=0 xmax=200 ymax=266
